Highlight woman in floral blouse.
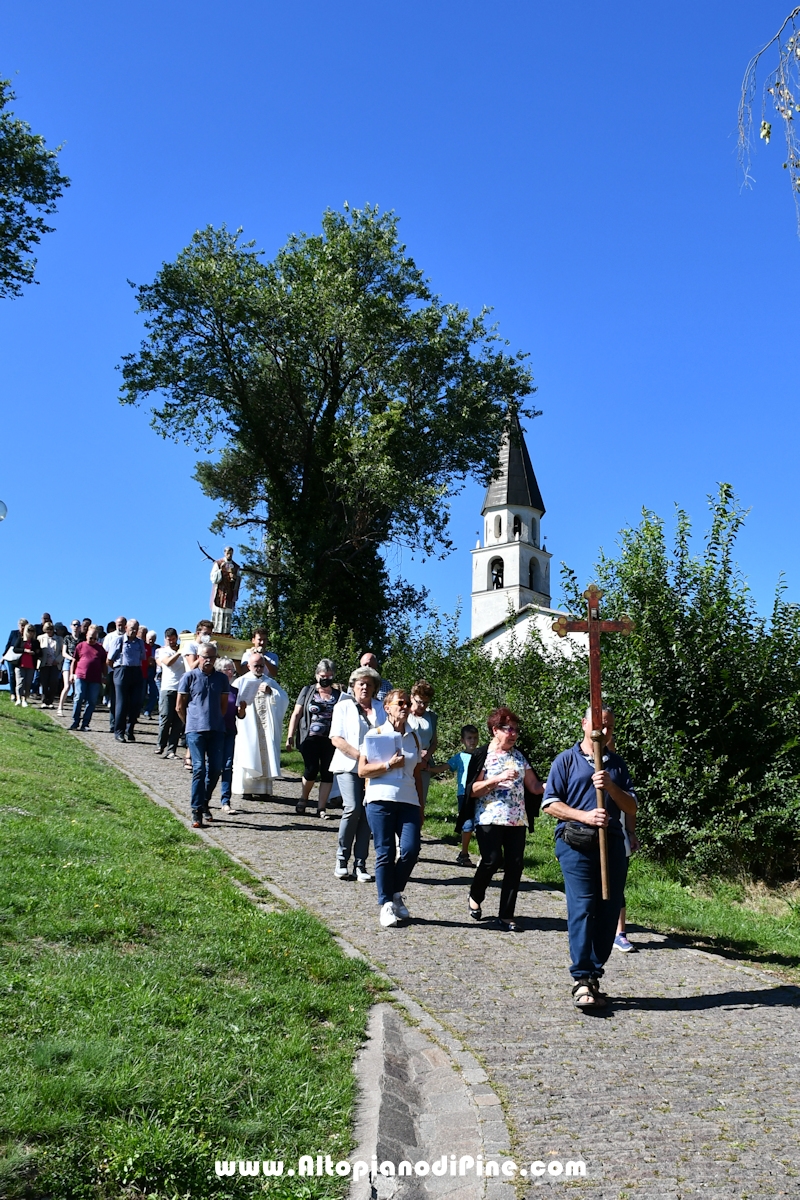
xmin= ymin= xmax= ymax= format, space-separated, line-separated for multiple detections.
xmin=456 ymin=707 xmax=543 ymax=931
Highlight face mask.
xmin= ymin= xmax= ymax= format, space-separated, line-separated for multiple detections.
xmin=199 ymin=634 xmax=210 ymax=644
xmin=318 ymin=676 xmax=333 ymax=687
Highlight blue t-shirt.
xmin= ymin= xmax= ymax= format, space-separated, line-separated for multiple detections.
xmin=178 ymin=667 xmax=227 ymax=734
xmin=447 ymin=750 xmax=475 ymax=797
xmin=542 ymin=742 xmax=636 ymax=839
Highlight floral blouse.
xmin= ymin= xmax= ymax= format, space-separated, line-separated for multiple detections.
xmin=474 ymin=747 xmax=530 ymax=826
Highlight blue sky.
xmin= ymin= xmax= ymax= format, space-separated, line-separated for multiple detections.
xmin=2 ymin=1 xmax=798 ymax=644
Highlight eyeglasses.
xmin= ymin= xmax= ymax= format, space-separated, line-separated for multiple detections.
xmin=497 ymin=725 xmax=519 ymax=734
xmin=391 ymin=700 xmax=410 ymax=708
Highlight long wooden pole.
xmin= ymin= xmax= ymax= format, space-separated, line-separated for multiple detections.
xmin=587 ymin=593 xmax=610 ymax=901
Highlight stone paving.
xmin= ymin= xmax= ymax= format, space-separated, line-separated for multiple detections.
xmin=50 ymin=709 xmax=800 ymax=1199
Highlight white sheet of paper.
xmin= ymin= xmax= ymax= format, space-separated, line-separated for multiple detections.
xmin=364 ymin=734 xmax=399 ymax=765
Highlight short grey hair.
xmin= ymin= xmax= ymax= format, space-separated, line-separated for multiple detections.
xmin=349 ymin=665 xmax=381 ymax=690
xmin=316 ymin=658 xmax=336 ymax=676
xmin=198 ymin=643 xmax=217 ymax=658
xmin=216 ymin=657 xmax=235 ymax=673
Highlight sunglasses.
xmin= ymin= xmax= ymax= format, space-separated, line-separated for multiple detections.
xmin=497 ymin=725 xmax=519 ymax=734
xmin=391 ymin=700 xmax=410 ymax=708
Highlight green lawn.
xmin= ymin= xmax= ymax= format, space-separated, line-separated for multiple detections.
xmin=0 ymin=700 xmax=377 ymax=1200
xmin=424 ymin=775 xmax=800 ymax=981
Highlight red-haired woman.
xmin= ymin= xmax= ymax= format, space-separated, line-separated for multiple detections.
xmin=456 ymin=707 xmax=544 ymax=931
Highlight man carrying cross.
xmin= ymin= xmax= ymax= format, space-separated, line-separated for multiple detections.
xmin=542 ymin=708 xmax=638 ymax=1010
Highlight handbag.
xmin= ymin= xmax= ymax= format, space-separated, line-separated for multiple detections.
xmin=2 ymin=646 xmax=22 ymax=664
xmin=562 ymin=821 xmax=599 ymax=850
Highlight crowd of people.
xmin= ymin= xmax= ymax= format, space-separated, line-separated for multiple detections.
xmin=2 ymin=613 xmax=640 ymax=1010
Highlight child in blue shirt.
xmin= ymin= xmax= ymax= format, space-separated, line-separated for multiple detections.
xmin=447 ymin=725 xmax=480 ymax=866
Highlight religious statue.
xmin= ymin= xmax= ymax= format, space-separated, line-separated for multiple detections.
xmin=209 ymin=546 xmax=241 ymax=635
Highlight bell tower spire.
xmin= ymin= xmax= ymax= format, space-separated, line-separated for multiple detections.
xmin=470 ymin=414 xmax=552 ymax=641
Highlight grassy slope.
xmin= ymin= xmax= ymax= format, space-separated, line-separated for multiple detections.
xmin=423 ymin=776 xmax=800 ymax=981
xmin=0 ymin=701 xmax=377 ymax=1200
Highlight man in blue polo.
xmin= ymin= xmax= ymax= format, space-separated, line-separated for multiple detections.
xmin=176 ymin=642 xmax=228 ymax=829
xmin=541 ymin=706 xmax=638 ymax=1011
xmin=107 ymin=618 xmax=146 ymax=743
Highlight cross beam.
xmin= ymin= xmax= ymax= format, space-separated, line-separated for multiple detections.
xmin=553 ymin=585 xmax=633 ymax=898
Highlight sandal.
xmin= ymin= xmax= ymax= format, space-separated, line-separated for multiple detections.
xmin=572 ymin=981 xmax=607 ymax=1010
xmin=468 ymin=900 xmax=482 ymax=921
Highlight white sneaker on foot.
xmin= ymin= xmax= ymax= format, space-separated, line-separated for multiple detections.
xmin=392 ymin=893 xmax=410 ymax=920
xmin=334 ymin=862 xmax=352 ymax=879
xmin=21 ymin=699 xmax=28 ymax=707
xmin=380 ymin=900 xmax=399 ymax=928
xmin=355 ymin=866 xmax=374 ymax=883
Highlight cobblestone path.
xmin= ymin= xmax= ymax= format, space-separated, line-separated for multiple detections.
xmin=52 ymin=712 xmax=800 ymax=1199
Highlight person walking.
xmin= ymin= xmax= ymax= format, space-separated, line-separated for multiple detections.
xmin=358 ymin=689 xmax=423 ymax=928
xmin=69 ymin=625 xmax=108 ymax=730
xmin=107 ymin=619 xmax=146 ymax=742
xmin=216 ymin=657 xmax=239 ymax=815
xmin=176 ymin=643 xmax=229 ymax=828
xmin=58 ymin=620 xmax=82 ymax=715
xmin=286 ymin=659 xmax=342 ymax=817
xmin=154 ymin=628 xmax=185 ymax=757
xmin=103 ymin=619 xmax=123 ymax=729
xmin=329 ymin=666 xmax=385 ymax=881
xmin=541 ymin=706 xmax=638 ymax=1010
xmin=37 ymin=622 xmax=63 ymax=708
xmin=10 ymin=624 xmax=41 ymax=706
xmin=457 ymin=708 xmax=544 ymax=932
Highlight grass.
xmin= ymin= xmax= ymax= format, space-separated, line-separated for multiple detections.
xmin=0 ymin=699 xmax=379 ymax=1200
xmin=423 ymin=775 xmax=800 ymax=982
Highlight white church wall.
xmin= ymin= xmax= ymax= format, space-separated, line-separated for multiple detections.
xmin=481 ymin=609 xmax=588 ymax=660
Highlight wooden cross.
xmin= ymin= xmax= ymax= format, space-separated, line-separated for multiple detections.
xmin=552 ymin=585 xmax=633 ymax=899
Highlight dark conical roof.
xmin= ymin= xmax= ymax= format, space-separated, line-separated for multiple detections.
xmin=482 ymin=413 xmax=545 ymax=515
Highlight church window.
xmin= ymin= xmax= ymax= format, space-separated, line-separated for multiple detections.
xmin=531 ymin=519 xmax=539 ymax=547
xmin=493 ymin=514 xmax=502 ymax=539
xmin=512 ymin=515 xmax=522 ymax=539
xmin=490 ymin=558 xmax=504 ymax=590
xmin=529 ymin=559 xmax=539 ymax=592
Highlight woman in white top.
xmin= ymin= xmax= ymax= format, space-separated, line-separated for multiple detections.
xmin=329 ymin=667 xmax=385 ymax=881
xmin=407 ymin=679 xmax=438 ymax=804
xmin=358 ymin=688 xmax=423 ymax=928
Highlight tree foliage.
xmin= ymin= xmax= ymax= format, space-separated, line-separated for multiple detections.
xmin=119 ymin=206 xmax=536 ymax=647
xmin=738 ymin=7 xmax=800 ymax=236
xmin=0 ymin=78 xmax=70 ymax=298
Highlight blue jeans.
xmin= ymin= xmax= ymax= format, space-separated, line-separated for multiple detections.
xmin=336 ymin=773 xmax=372 ymax=868
xmin=220 ymin=730 xmax=236 ymax=803
xmin=555 ymin=834 xmax=628 ymax=980
xmin=365 ymin=800 xmax=421 ymax=906
xmin=186 ymin=730 xmax=224 ymax=817
xmin=72 ymin=679 xmax=101 ymax=728
xmin=143 ymin=676 xmax=159 ymax=716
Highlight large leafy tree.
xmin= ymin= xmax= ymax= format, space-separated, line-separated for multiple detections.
xmin=0 ymin=78 xmax=70 ymax=298
xmin=120 ymin=206 xmax=537 ymax=645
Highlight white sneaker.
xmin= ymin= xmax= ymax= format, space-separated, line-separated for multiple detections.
xmin=21 ymin=699 xmax=28 ymax=707
xmin=379 ymin=900 xmax=399 ymax=928
xmin=392 ymin=893 xmax=410 ymax=919
xmin=334 ymin=862 xmax=352 ymax=879
xmin=355 ymin=866 xmax=374 ymax=883
xmin=221 ymin=803 xmax=236 ymax=815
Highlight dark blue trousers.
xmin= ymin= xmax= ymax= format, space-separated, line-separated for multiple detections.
xmin=555 ymin=833 xmax=628 ymax=981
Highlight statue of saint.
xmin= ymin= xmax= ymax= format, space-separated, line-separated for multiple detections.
xmin=209 ymin=546 xmax=241 ymax=635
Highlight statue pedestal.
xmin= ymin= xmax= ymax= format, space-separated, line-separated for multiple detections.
xmin=178 ymin=631 xmax=251 ymax=664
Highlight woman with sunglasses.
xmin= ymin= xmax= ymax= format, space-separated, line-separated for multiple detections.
xmin=358 ymin=688 xmax=423 ymax=928
xmin=456 ymin=707 xmax=544 ymax=931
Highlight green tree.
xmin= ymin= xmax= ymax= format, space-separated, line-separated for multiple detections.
xmin=0 ymin=78 xmax=70 ymax=298
xmin=119 ymin=206 xmax=536 ymax=647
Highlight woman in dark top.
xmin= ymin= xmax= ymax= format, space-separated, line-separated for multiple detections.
xmin=286 ymin=658 xmax=342 ymax=817
xmin=11 ymin=624 xmax=42 ymax=707
xmin=216 ymin=657 xmax=239 ymax=817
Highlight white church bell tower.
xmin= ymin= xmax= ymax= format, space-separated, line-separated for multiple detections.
xmin=471 ymin=414 xmax=553 ymax=643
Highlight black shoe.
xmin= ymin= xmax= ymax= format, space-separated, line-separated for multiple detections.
xmin=114 ymin=732 xmax=125 ymax=742
xmin=468 ymin=901 xmax=482 ymax=921
xmin=68 ymin=722 xmax=79 ymax=730
xmin=154 ymin=747 xmax=164 ymax=755
xmin=126 ymin=732 xmax=136 ymax=743
xmin=499 ymin=919 xmax=519 ymax=932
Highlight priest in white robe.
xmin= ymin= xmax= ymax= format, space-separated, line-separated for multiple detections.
xmin=232 ymin=652 xmax=289 ymax=798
